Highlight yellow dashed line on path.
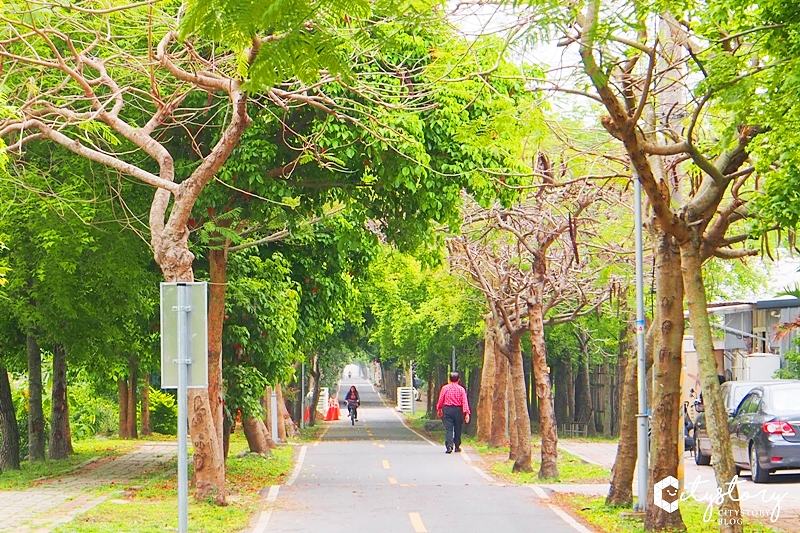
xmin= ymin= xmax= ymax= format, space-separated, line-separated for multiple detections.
xmin=388 ymin=477 xmax=397 ymax=484
xmin=382 ymin=460 xmax=390 ymax=469
xmin=409 ymin=512 xmax=427 ymax=532
xmin=378 ymin=444 xmax=385 ymax=448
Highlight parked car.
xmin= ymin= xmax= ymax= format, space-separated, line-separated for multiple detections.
xmin=692 ymin=380 xmax=800 ymax=465
xmin=729 ymin=382 xmax=800 ymax=482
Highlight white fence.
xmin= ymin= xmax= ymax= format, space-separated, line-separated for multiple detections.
xmin=397 ymin=386 xmax=414 ymax=413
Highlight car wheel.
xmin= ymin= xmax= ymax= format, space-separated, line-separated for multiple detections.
xmin=695 ymin=447 xmax=711 ymax=466
xmin=749 ymin=445 xmax=769 ymax=483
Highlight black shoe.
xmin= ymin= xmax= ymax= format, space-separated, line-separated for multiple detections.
xmin=445 ymin=446 xmax=453 ymax=454
xmin=454 ymin=447 xmax=461 ymax=453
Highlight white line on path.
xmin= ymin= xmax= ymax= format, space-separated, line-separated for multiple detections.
xmin=529 ymin=485 xmax=550 ymax=500
xmin=409 ymin=512 xmax=428 ymax=533
xmin=527 ymin=479 xmax=596 ymax=533
xmin=460 ymin=450 xmax=496 ymax=482
xmin=251 ymin=486 xmax=280 ymax=533
xmin=286 ymin=445 xmax=307 ymax=487
xmin=252 ymin=510 xmax=272 ymax=533
xmin=547 ymin=504 xmax=596 ymax=533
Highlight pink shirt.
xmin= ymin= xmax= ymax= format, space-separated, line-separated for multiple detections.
xmin=436 ymin=382 xmax=471 ymax=414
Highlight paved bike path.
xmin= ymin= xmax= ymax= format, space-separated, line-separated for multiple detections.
xmin=264 ymin=377 xmax=588 ymax=533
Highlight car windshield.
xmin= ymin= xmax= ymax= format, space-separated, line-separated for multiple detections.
xmin=767 ymin=389 xmax=800 ymax=415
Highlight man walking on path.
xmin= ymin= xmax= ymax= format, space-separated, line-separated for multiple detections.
xmin=436 ymin=371 xmax=470 ymax=454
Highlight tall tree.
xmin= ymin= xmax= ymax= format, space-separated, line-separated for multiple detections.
xmin=509 ymin=1 xmax=777 ymax=527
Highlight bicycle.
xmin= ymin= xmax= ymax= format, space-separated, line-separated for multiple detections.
xmin=347 ymin=400 xmax=359 ymax=425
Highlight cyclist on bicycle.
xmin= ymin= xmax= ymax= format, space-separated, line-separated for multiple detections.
xmin=344 ymin=385 xmax=360 ymax=421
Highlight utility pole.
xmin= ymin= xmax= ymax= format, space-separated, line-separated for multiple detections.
xmin=634 ymin=172 xmax=649 ymax=512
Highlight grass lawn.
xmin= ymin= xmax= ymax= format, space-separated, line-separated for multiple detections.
xmin=556 ymin=494 xmax=780 ymax=533
xmin=53 ymin=431 xmax=296 ymax=533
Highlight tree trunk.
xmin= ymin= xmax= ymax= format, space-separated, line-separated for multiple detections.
xmin=607 ymin=323 xmax=639 ymax=506
xmin=434 ymin=363 xmax=446 ymax=409
xmin=426 ymin=370 xmax=433 ymax=417
xmin=208 ymin=247 xmax=227 ymax=458
xmin=275 ymin=384 xmax=288 ymax=442
xmin=524 ymin=350 xmax=536 ymax=425
xmin=141 ymin=375 xmax=152 ymax=436
xmin=118 ymin=378 xmax=129 ymax=439
xmin=555 ymin=356 xmax=569 ymax=428
xmin=127 ymin=356 xmax=138 ymax=440
xmin=602 ymin=359 xmax=613 ymax=438
xmin=530 ymin=289 xmax=558 ymax=479
xmin=575 ymin=332 xmax=596 ymax=436
xmin=508 ymin=367 xmax=519 ymax=461
xmin=0 ymin=365 xmax=21 ymax=471
xmin=222 ymin=414 xmax=232 ymax=460
xmin=27 ymin=334 xmax=45 ymax=462
xmin=49 ymin=343 xmax=71 ymax=460
xmin=188 ymin=389 xmax=226 ymax=504
xmin=646 ymin=233 xmax=686 ymax=531
xmin=465 ymin=365 xmax=480 ymax=437
xmin=505 ymin=333 xmax=532 ymax=472
xmin=489 ymin=341 xmax=508 ymax=448
xmin=242 ymin=416 xmax=272 ymax=455
xmin=308 ymin=355 xmax=321 ymax=427
xmin=477 ymin=321 xmax=496 ymax=442
xmin=681 ymin=241 xmax=742 ymax=533
xmin=567 ymin=350 xmax=575 ymax=423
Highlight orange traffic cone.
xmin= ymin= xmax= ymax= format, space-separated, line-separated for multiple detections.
xmin=304 ymin=406 xmax=310 ymax=423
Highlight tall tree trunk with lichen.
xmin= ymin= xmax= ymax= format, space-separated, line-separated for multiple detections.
xmin=118 ymin=378 xmax=129 ymax=439
xmin=529 ymin=279 xmax=558 ymax=479
xmin=681 ymin=241 xmax=742 ymax=533
xmin=208 ymin=244 xmax=229 ymax=458
xmin=500 ymin=331 xmax=533 ymax=472
xmin=477 ymin=317 xmax=497 ymax=443
xmin=127 ymin=356 xmax=138 ymax=440
xmin=489 ymin=339 xmax=508 ymax=448
xmin=606 ymin=323 xmax=639 ymax=506
xmin=645 ymin=232 xmax=686 ymax=531
xmin=27 ymin=334 xmax=45 ymax=462
xmin=141 ymin=375 xmax=152 ymax=436
xmin=49 ymin=343 xmax=72 ymax=459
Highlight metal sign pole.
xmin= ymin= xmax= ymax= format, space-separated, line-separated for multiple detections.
xmin=634 ymin=174 xmax=649 ymax=512
xmin=177 ymin=283 xmax=189 ymax=533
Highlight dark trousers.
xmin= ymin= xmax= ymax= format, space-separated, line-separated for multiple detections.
xmin=442 ymin=406 xmax=463 ymax=450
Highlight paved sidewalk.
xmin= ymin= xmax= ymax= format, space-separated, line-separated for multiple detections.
xmin=0 ymin=442 xmax=177 ymax=533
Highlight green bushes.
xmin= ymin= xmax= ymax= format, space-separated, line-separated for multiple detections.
xmin=68 ymin=381 xmax=118 ymax=440
xmin=148 ymin=387 xmax=177 ymax=435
